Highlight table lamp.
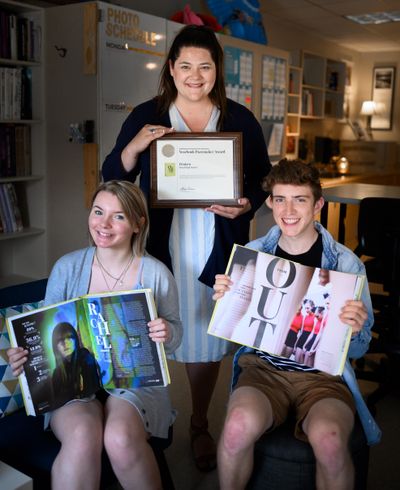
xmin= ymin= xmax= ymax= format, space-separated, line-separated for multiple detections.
xmin=336 ymin=156 xmax=350 ymax=175
xmin=360 ymin=100 xmax=376 ymax=139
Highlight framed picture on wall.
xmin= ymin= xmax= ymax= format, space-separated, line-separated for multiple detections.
xmin=371 ymin=66 xmax=396 ymax=130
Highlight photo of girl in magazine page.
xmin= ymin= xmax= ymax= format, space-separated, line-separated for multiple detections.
xmin=51 ymin=321 xmax=101 ymax=407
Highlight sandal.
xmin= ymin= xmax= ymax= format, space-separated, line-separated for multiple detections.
xmin=189 ymin=416 xmax=217 ymax=472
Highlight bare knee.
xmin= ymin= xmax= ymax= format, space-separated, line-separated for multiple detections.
xmin=222 ymin=406 xmax=261 ymax=456
xmin=67 ymin=419 xmax=102 ymax=454
xmin=104 ymin=423 xmax=147 ymax=467
xmin=308 ymin=420 xmax=349 ymax=470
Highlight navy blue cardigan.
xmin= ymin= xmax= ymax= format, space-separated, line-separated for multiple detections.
xmin=102 ymin=98 xmax=271 ymax=287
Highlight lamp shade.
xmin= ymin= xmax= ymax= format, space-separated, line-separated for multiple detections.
xmin=360 ymin=100 xmax=376 ymax=116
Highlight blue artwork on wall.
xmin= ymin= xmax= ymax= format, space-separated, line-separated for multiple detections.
xmin=206 ymin=0 xmax=268 ymax=45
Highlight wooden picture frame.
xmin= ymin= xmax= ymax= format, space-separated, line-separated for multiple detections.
xmin=371 ymin=66 xmax=396 ymax=130
xmin=150 ymin=132 xmax=243 ymax=208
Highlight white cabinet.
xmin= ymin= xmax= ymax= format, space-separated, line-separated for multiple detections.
xmin=0 ymin=0 xmax=46 ymax=287
xmin=45 ymin=1 xmax=166 ymax=266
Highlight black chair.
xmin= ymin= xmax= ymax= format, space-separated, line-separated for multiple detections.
xmin=247 ymin=415 xmax=369 ymax=490
xmin=353 ymin=197 xmax=400 ymax=407
xmin=0 ymin=279 xmax=175 ymax=489
xmin=353 ymin=197 xmax=400 ymax=302
xmin=0 ymin=278 xmax=48 ymax=308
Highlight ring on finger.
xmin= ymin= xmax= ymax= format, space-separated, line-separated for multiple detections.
xmin=149 ymin=128 xmax=156 ymax=134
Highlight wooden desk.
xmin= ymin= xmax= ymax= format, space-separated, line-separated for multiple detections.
xmin=321 ymin=183 xmax=400 ymax=243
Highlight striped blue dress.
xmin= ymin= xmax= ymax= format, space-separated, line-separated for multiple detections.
xmin=167 ymin=104 xmax=233 ymax=362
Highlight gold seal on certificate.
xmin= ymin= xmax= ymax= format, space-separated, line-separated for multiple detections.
xmin=150 ymin=132 xmax=243 ymax=208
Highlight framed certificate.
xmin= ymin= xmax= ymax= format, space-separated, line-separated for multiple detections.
xmin=150 ymin=132 xmax=243 ymax=208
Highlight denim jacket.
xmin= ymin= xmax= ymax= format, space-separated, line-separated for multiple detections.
xmin=232 ymin=222 xmax=381 ymax=445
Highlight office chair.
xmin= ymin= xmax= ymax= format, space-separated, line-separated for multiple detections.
xmin=353 ymin=197 xmax=400 ymax=407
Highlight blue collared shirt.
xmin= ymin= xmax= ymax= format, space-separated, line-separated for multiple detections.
xmin=231 ymin=222 xmax=381 ymax=445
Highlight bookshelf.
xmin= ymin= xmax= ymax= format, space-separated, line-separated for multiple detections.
xmin=325 ymin=58 xmax=347 ymax=118
xmin=293 ymin=51 xmax=346 ymax=120
xmin=286 ymin=50 xmax=346 ymax=159
xmin=0 ymin=0 xmax=46 ymax=287
xmin=286 ymin=65 xmax=302 ymax=158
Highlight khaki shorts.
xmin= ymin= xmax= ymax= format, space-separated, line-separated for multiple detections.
xmin=235 ymin=354 xmax=355 ymax=441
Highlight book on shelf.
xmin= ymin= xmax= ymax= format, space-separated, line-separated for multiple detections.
xmin=9 ymin=13 xmax=18 ymax=60
xmin=5 ymin=182 xmax=23 ymax=231
xmin=17 ymin=17 xmax=29 ymax=61
xmin=302 ymin=90 xmax=314 ymax=116
xmin=0 ymin=69 xmax=4 ymax=120
xmin=3 ymin=182 xmax=18 ymax=231
xmin=0 ymin=183 xmax=13 ymax=232
xmin=0 ymin=66 xmax=30 ymax=122
xmin=0 ymin=124 xmax=16 ymax=177
xmin=208 ymin=244 xmax=365 ymax=376
xmin=12 ymin=67 xmax=22 ymax=120
xmin=14 ymin=124 xmax=31 ymax=176
xmin=0 ymin=10 xmax=11 ymax=59
xmin=0 ymin=182 xmax=23 ymax=232
xmin=0 ymin=186 xmax=6 ymax=233
xmin=0 ymin=9 xmax=40 ymax=62
xmin=20 ymin=67 xmax=32 ymax=120
xmin=6 ymin=289 xmax=171 ymax=416
xmin=286 ymin=135 xmax=296 ymax=154
xmin=0 ymin=124 xmax=31 ymax=177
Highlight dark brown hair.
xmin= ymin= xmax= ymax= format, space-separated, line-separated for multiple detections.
xmin=263 ymin=159 xmax=322 ymax=202
xmin=157 ymin=24 xmax=227 ymax=128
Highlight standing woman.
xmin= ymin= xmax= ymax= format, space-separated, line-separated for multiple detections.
xmin=102 ymin=24 xmax=271 ymax=471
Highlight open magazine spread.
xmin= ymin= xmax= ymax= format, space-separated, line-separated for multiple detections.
xmin=208 ymin=244 xmax=365 ymax=376
xmin=7 ymin=289 xmax=170 ymax=416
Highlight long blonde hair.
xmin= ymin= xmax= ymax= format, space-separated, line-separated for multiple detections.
xmin=90 ymin=181 xmax=149 ymax=256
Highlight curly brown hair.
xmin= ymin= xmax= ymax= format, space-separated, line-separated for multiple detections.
xmin=263 ymin=159 xmax=322 ymax=202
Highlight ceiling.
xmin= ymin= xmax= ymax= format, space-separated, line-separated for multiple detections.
xmin=259 ymin=0 xmax=400 ymax=52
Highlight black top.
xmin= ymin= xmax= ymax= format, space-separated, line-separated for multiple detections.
xmin=275 ymin=233 xmax=323 ymax=268
xmin=52 ymin=347 xmax=101 ymax=408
